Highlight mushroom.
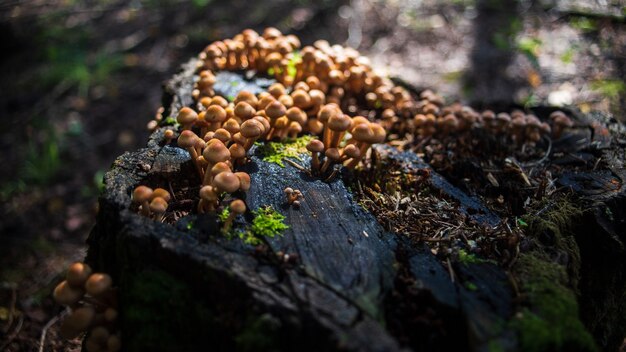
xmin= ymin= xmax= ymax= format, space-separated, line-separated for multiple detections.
xmin=85 ymin=273 xmax=112 ymax=298
xmin=223 ymin=199 xmax=246 ymax=232
xmin=60 ymin=306 xmax=96 ymax=339
xmin=284 ymin=187 xmax=303 ymax=206
xmin=53 ymin=280 xmax=84 ymax=306
xmin=66 ymin=262 xmax=92 ymax=288
xmin=198 ymin=186 xmax=219 ymax=213
xmin=177 ymin=130 xmax=204 ymax=178
xmin=550 ymin=110 xmax=574 ymax=139
xmin=240 ymin=119 xmax=265 ymax=150
xmin=306 ymin=139 xmax=325 ymax=172
xmin=202 ymin=139 xmax=231 ymax=186
xmin=132 ymin=186 xmax=153 ymax=217
xmin=149 ymin=197 xmax=168 ymax=222
xmin=213 ymin=172 xmax=241 ymax=194
xmin=235 ymin=172 xmax=251 ymax=192
xmin=176 ymin=107 xmax=199 ymax=131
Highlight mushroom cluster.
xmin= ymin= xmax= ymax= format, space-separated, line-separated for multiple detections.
xmin=284 ymin=187 xmax=303 ymax=207
xmin=131 ymin=186 xmax=171 ymax=222
xmin=53 ymin=262 xmax=120 ymax=352
xmin=139 ymin=28 xmax=577 ymax=222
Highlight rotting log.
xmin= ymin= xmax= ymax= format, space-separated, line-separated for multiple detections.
xmin=85 ymin=58 xmax=626 ymax=351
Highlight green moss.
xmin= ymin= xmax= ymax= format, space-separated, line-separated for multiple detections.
xmin=219 ymin=207 xmax=230 ymax=223
xmin=523 ymin=199 xmax=583 ymax=286
xmin=511 ymin=253 xmax=597 ymax=352
xmin=257 ymin=135 xmax=315 ymax=167
xmin=237 ymin=206 xmax=288 ymax=245
xmin=458 ymin=249 xmax=494 ymax=265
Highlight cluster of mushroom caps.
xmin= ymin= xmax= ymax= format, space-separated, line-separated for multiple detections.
xmin=410 ymin=92 xmax=576 ymax=145
xmin=193 ymin=28 xmax=574 ymax=147
xmin=131 ymin=186 xmax=171 ymax=222
xmin=53 ymin=262 xmax=120 ymax=352
xmin=142 ymin=28 xmax=577 ymax=221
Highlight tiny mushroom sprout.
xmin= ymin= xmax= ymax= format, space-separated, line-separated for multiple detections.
xmin=284 ymin=187 xmax=304 ymax=207
xmin=223 ymin=199 xmax=247 ymax=232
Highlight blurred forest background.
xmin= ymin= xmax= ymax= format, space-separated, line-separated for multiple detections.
xmin=0 ymin=0 xmax=624 ymax=350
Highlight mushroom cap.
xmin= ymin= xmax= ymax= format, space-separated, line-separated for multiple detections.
xmin=288 ymin=121 xmax=303 ymax=135
xmin=286 ymin=107 xmax=307 ymax=125
xmin=306 ymin=139 xmax=325 ymax=153
xmin=284 ymin=187 xmax=294 ymax=195
xmin=53 ymin=280 xmax=84 ymax=306
xmin=292 ymin=89 xmax=311 ymax=109
xmin=85 ymin=273 xmax=112 ymax=297
xmin=149 ymin=197 xmax=168 ymax=213
xmin=274 ymin=116 xmax=289 ymax=129
xmin=325 ymin=148 xmax=341 ymax=161
xmin=235 ymin=172 xmax=251 ymax=191
xmin=350 ymin=116 xmax=369 ymax=131
xmin=230 ymin=199 xmax=246 ymax=214
xmin=61 ymin=306 xmax=96 ymax=336
xmin=481 ymin=110 xmax=496 ymax=120
xmin=177 ymin=130 xmax=199 ymax=149
xmin=152 ymin=188 xmax=171 ymax=202
xmin=66 ymin=262 xmax=92 ymax=288
xmin=213 ymin=172 xmax=241 ymax=193
xmin=253 ymin=115 xmax=271 ymax=132
xmin=370 ymin=123 xmax=387 ymax=143
xmin=211 ymin=96 xmax=229 ymax=108
xmin=229 ymin=143 xmax=247 ymax=159
xmin=234 ymin=102 xmax=256 ymax=120
xmin=232 ymin=132 xmax=247 ymax=145
xmin=213 ymin=128 xmax=232 ymax=143
xmin=211 ymin=161 xmax=231 ymax=176
xmin=163 ymin=129 xmax=175 ymax=140
xmin=205 ymin=105 xmax=227 ymax=123
xmin=240 ymin=119 xmax=265 ymax=138
xmin=278 ymin=94 xmax=294 ymax=108
xmin=223 ymin=118 xmax=241 ymax=134
xmin=343 ymin=144 xmax=361 ymax=159
xmin=199 ymin=186 xmax=218 ymax=201
xmin=328 ymin=113 xmax=351 ymax=132
xmin=133 ymin=186 xmax=153 ymax=203
xmin=553 ymin=114 xmax=574 ymax=127
xmin=263 ymin=27 xmax=282 ymax=39
xmin=265 ymin=101 xmax=287 ymax=119
xmin=203 ymin=139 xmax=230 ymax=163
xmin=176 ymin=107 xmax=198 ymax=125
xmin=268 ymin=83 xmax=286 ymax=98
xmin=351 ymin=123 xmax=373 ymax=142
xmin=496 ymin=112 xmax=511 ymax=123
xmin=317 ymin=104 xmax=339 ymax=124
xmin=307 ymin=119 xmax=324 ymax=135
xmin=257 ymin=95 xmax=276 ymax=111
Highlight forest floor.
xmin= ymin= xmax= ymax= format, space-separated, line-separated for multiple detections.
xmin=0 ymin=0 xmax=624 ymax=350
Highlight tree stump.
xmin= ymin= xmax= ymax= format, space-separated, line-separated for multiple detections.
xmin=85 ymin=58 xmax=626 ymax=351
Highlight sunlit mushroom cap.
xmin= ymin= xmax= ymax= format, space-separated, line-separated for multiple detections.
xmin=213 ymin=172 xmax=241 ymax=193
xmin=203 ymin=139 xmax=230 ymax=163
xmin=265 ymin=101 xmax=287 ymax=119
xmin=205 ymin=105 xmax=227 ymax=123
xmin=149 ymin=197 xmax=168 ymax=213
xmin=306 ymin=139 xmax=325 ymax=153
xmin=240 ymin=119 xmax=265 ymax=138
xmin=85 ymin=273 xmax=112 ymax=297
xmin=133 ymin=186 xmax=153 ymax=203
xmin=177 ymin=130 xmax=199 ymax=149
xmin=176 ymin=107 xmax=198 ymax=125
xmin=230 ymin=199 xmax=246 ymax=214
